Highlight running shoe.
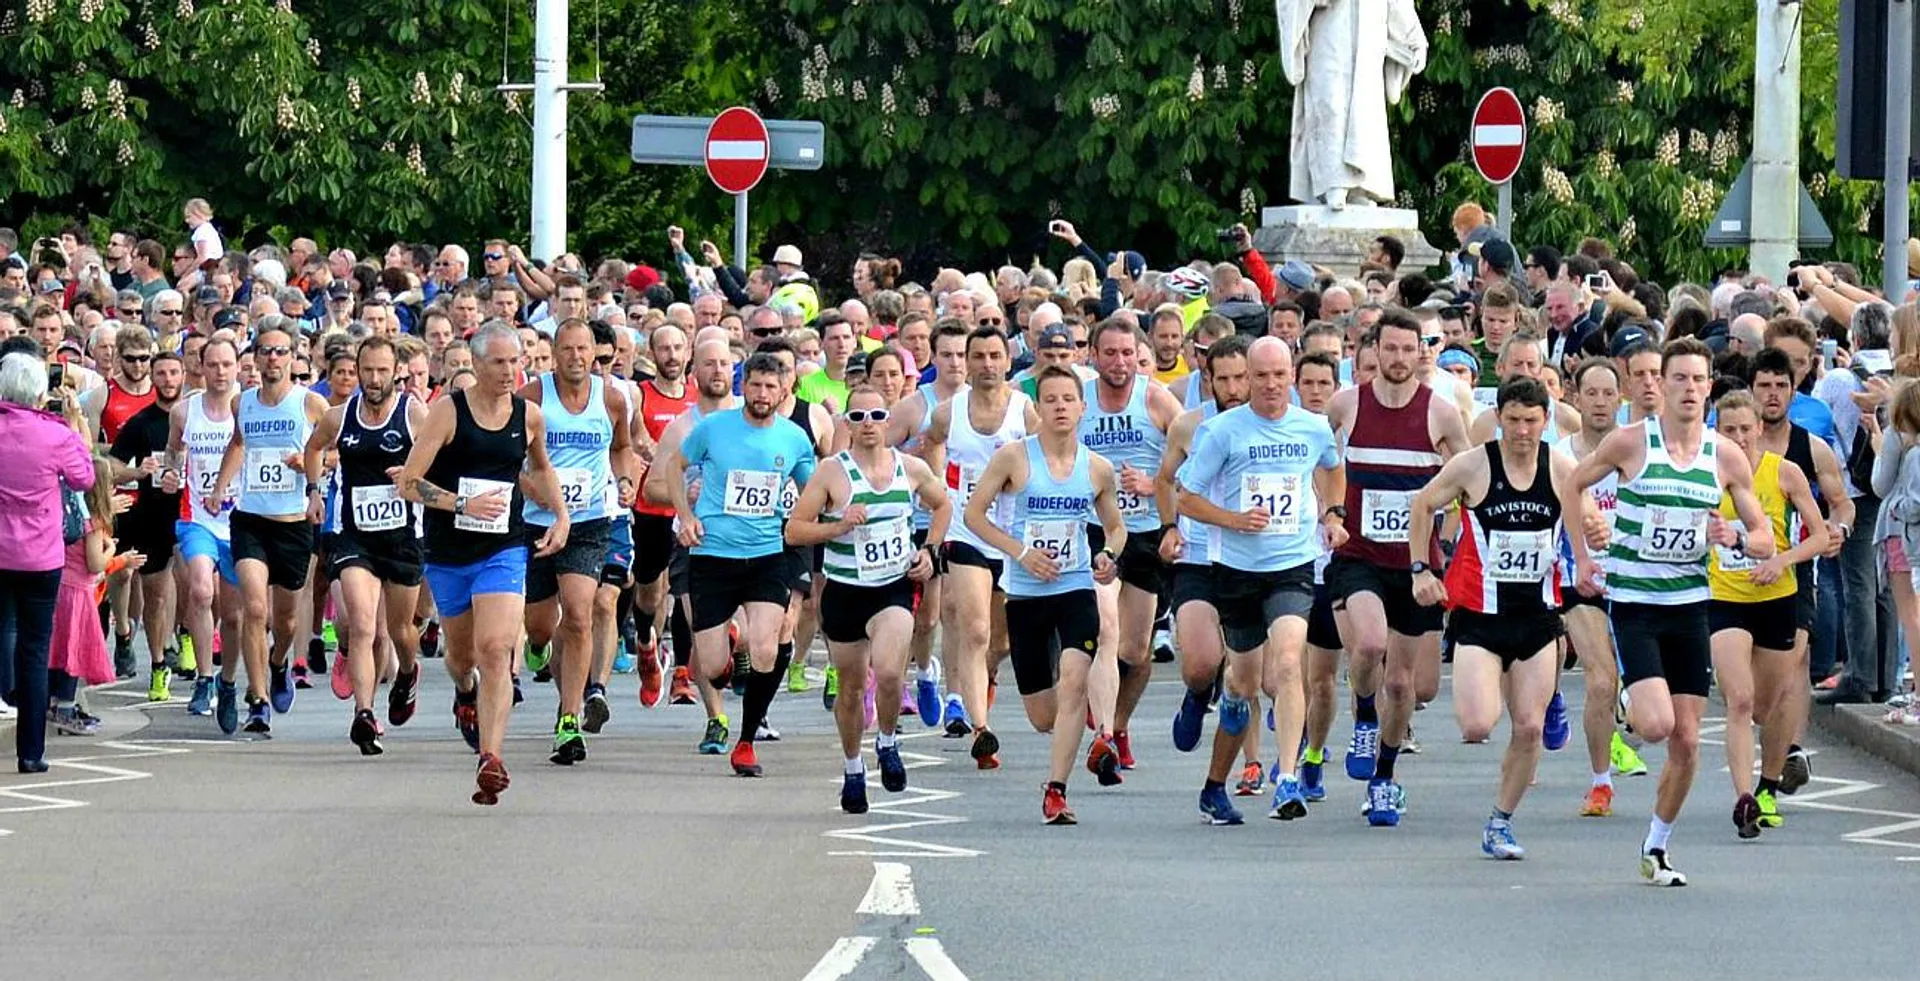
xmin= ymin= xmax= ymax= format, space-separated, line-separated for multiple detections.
xmin=915 ymin=675 xmax=941 ymax=727
xmin=841 ymin=770 xmax=869 ymax=814
xmin=1151 ymin=626 xmax=1175 ymax=664
xmin=942 ymin=694 xmax=970 ymax=737
xmin=525 ymin=639 xmax=551 ymax=674
xmin=611 ymin=646 xmax=636 ymax=675
xmin=698 ymin=717 xmax=729 ymax=755
xmin=419 ymin=619 xmax=441 ymax=659
xmin=638 ymin=650 xmax=664 ymax=708
xmin=388 ymin=664 xmax=420 ymax=727
xmin=1171 ymin=687 xmax=1208 ymax=752
xmin=187 ymin=677 xmax=214 ymax=717
xmin=732 ymin=648 xmax=751 ymax=697
xmin=350 ymin=708 xmax=384 ymax=756
xmin=1114 ymin=730 xmax=1136 ymax=769
xmin=1346 ymin=721 xmax=1380 ymax=781
xmin=1756 ymin=788 xmax=1783 ymax=829
xmin=1580 ymin=784 xmax=1614 ymax=817
xmin=821 ymin=665 xmax=839 ymax=709
xmin=1268 ymin=776 xmax=1308 ymax=821
xmin=1042 ymin=784 xmax=1076 ymax=825
xmin=1733 ymin=793 xmax=1762 ymax=839
xmin=757 ymin=720 xmax=782 ymax=742
xmin=1610 ymin=732 xmax=1648 ymax=776
xmin=472 ymin=753 xmax=510 ymax=806
xmin=1483 ymin=820 xmax=1525 ymax=860
xmin=243 ymin=698 xmax=272 ymax=735
xmin=971 ymin=727 xmax=1001 ymax=770
xmin=1219 ymin=695 xmax=1251 ymax=739
xmin=175 ymin=636 xmax=196 ymax=678
xmin=307 ymin=636 xmax=329 ymax=676
xmin=550 ymin=714 xmax=587 ymax=765
xmin=1401 ymin=725 xmax=1422 ymax=755
xmin=787 ymin=659 xmax=809 ymax=693
xmin=1299 ymin=758 xmax=1327 ymax=802
xmin=1542 ymin=691 xmax=1570 ymax=751
xmin=49 ymin=704 xmax=99 ymax=736
xmin=330 ymin=653 xmax=353 ymax=701
xmin=1640 ymin=847 xmax=1687 ymax=886
xmin=1364 ymin=778 xmax=1400 ymax=827
xmin=453 ymin=689 xmax=480 ymax=752
xmin=582 ymin=686 xmax=611 ymax=733
xmin=669 ymin=666 xmax=696 ymax=705
xmin=1780 ymin=747 xmax=1812 ymax=794
xmin=269 ymin=663 xmax=295 ymax=714
xmin=114 ymin=633 xmax=136 ymax=679
xmin=147 ymin=665 xmax=170 ymax=702
xmin=1234 ymin=760 xmax=1265 ymax=797
xmin=877 ymin=743 xmax=907 ymax=792
xmin=730 ymin=740 xmax=762 ymax=777
xmin=1086 ymin=734 xmax=1123 ymax=786
xmin=215 ymin=678 xmax=239 ymax=734
xmin=511 ymin=674 xmax=525 ymax=706
xmin=292 ymin=662 xmax=313 ymax=690
xmin=1199 ymin=783 xmax=1244 ymax=825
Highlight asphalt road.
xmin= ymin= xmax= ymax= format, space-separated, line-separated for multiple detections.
xmin=4 ymin=651 xmax=1918 ymax=981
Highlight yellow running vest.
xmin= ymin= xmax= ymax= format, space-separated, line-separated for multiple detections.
xmin=1709 ymin=451 xmax=1796 ymax=604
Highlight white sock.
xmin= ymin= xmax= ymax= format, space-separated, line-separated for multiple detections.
xmin=1592 ymin=770 xmax=1612 ymax=789
xmin=877 ymin=730 xmax=898 ymax=750
xmin=844 ymin=756 xmax=864 ymax=775
xmin=1644 ymin=816 xmax=1673 ymax=853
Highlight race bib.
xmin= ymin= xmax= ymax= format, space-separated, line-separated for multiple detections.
xmin=1115 ymin=485 xmax=1153 ymax=519
xmin=1714 ymin=518 xmax=1759 ymax=572
xmin=1024 ymin=518 xmax=1083 ymax=571
xmin=1472 ymin=387 xmax=1499 ymax=408
xmin=946 ymin=462 xmax=982 ymax=503
xmin=554 ymin=467 xmax=594 ymax=515
xmin=350 ymin=484 xmax=408 ymax=533
xmin=453 ymin=477 xmax=513 ymax=534
xmin=1488 ymin=529 xmax=1554 ymax=583
xmin=724 ymin=470 xmax=780 ymax=518
xmin=1360 ymin=488 xmax=1414 ymax=544
xmin=246 ymin=449 xmax=296 ymax=495
xmin=855 ymin=517 xmax=913 ymax=583
xmin=780 ymin=478 xmax=800 ymax=515
xmin=1642 ymin=504 xmax=1709 ymax=563
xmin=1243 ymin=472 xmax=1303 ymax=535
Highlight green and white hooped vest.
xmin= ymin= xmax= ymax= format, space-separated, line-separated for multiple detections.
xmin=1606 ymin=418 xmax=1722 ymax=605
xmin=823 ymin=450 xmax=917 ymax=587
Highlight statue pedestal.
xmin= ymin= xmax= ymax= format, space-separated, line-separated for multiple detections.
xmin=1252 ymin=205 xmax=1443 ymax=281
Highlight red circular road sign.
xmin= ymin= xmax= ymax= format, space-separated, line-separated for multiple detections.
xmin=1470 ymin=87 xmax=1527 ymax=185
xmin=705 ymin=107 xmax=771 ymax=195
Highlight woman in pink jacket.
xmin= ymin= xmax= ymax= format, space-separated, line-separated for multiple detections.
xmin=0 ymin=350 xmax=96 ymax=773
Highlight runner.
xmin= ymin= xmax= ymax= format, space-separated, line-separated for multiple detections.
xmin=395 ymin=321 xmax=571 ymax=804
xmin=1291 ymin=350 xmax=1347 ymax=806
xmin=1409 ymin=377 xmax=1576 ymax=859
xmin=631 ymin=324 xmax=694 ymax=707
xmin=909 ymin=327 xmax=1038 ymax=768
xmin=302 ymin=335 xmax=429 ymax=755
xmin=1078 ymin=317 xmax=1183 ymax=768
xmin=585 ymin=319 xmax=641 ymax=733
xmin=1464 ymin=334 xmax=1582 ymax=445
xmin=1175 ymin=338 xmax=1344 ymax=826
xmin=207 ymin=319 xmax=330 ymax=734
xmin=516 ymin=318 xmax=635 ymax=765
xmin=1705 ymin=389 xmax=1827 ymax=838
xmin=752 ymin=336 xmax=835 ymax=727
xmin=1562 ymin=336 xmax=1774 ymax=885
xmin=786 ymin=385 xmax=951 ymax=813
xmin=965 ymin=365 xmax=1129 ymax=824
xmin=106 ymin=348 xmax=183 ymax=699
xmin=654 ymin=351 xmax=818 ymax=777
xmin=84 ymin=322 xmax=159 ymax=679
xmin=1325 ymin=309 xmax=1470 ymax=826
xmin=167 ymin=336 xmax=244 ymax=727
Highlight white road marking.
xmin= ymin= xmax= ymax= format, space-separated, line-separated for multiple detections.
xmin=800 ymin=937 xmax=876 ymax=981
xmin=0 ymin=740 xmax=195 ymax=835
xmin=856 ymin=861 xmax=920 ymax=916
xmin=826 ymin=734 xmax=981 ymax=858
xmin=904 ymin=937 xmax=972 ymax=981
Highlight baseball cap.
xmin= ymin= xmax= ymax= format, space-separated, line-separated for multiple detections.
xmin=326 ymin=280 xmax=353 ymax=300
xmin=1476 ymin=238 xmax=1517 ymax=273
xmin=1609 ymin=324 xmax=1653 ymax=358
xmin=212 ymin=308 xmax=246 ymax=330
xmin=1278 ymin=260 xmax=1314 ymax=291
xmin=1036 ymin=324 xmax=1076 ymax=351
xmin=1105 ymin=250 xmax=1146 ymax=280
xmin=624 ymin=264 xmax=662 ymax=295
xmin=846 ymin=351 xmax=869 ymax=376
xmin=194 ymin=284 xmax=221 ymax=305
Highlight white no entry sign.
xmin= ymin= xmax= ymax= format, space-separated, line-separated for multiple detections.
xmin=1471 ymin=87 xmax=1527 ymax=185
xmin=704 ymin=107 xmax=771 ymax=195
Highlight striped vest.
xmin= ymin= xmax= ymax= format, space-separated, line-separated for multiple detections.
xmin=823 ymin=450 xmax=917 ymax=587
xmin=1608 ymin=418 xmax=1722 ymax=605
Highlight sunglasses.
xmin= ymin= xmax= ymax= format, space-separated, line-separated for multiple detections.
xmin=1074 ymin=340 xmax=1090 ymax=349
xmin=1192 ymin=344 xmax=1212 ymax=358
xmin=291 ymin=372 xmax=313 ymax=382
xmin=846 ymin=408 xmax=890 ymax=423
xmin=118 ymin=308 xmax=142 ymax=317
xmin=173 ymin=254 xmax=193 ymax=261
xmin=593 ymin=354 xmax=615 ymax=366
xmin=120 ymin=353 xmax=153 ymax=363
xmin=751 ymin=328 xmax=784 ymax=338
xmin=978 ymin=317 xmax=1005 ymax=327
xmin=395 ymin=374 xmax=413 ymax=385
xmin=1422 ymin=335 xmax=1444 ymax=347
xmin=157 ymin=309 xmax=184 ymax=316
xmin=484 ymin=252 xmax=506 ymax=261
xmin=256 ymin=345 xmax=292 ymax=357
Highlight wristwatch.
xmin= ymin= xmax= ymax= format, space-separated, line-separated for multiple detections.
xmin=453 ymin=494 xmax=469 ymax=515
xmin=1410 ymin=561 xmax=1434 ymax=576
xmin=1097 ymin=547 xmax=1118 ymax=564
xmin=1323 ymin=505 xmax=1348 ymax=521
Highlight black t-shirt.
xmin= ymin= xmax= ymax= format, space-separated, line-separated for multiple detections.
xmin=109 ymin=401 xmax=181 ymax=520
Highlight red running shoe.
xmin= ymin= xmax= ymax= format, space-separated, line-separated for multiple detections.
xmin=669 ymin=666 xmax=696 ymax=705
xmin=1114 ymin=730 xmax=1137 ymax=770
xmin=472 ymin=753 xmax=510 ymax=805
xmin=1086 ymin=734 xmax=1123 ymax=787
xmin=731 ymin=740 xmax=763 ymax=777
xmin=1042 ymin=784 xmax=1077 ymax=825
xmin=638 ymin=646 xmax=664 ymax=708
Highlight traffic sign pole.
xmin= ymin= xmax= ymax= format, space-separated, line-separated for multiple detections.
xmin=734 ymin=192 xmax=749 ymax=284
xmin=1469 ymin=87 xmax=1527 ymax=240
xmin=1497 ymin=180 xmax=1512 ymax=239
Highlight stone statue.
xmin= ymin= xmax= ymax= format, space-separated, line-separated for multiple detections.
xmin=1276 ymin=0 xmax=1428 ymax=209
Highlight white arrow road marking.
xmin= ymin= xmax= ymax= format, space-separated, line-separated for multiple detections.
xmin=904 ymin=938 xmax=971 ymax=981
xmin=708 ymin=140 xmax=768 ymax=160
xmin=1473 ymin=124 xmax=1524 ymax=145
xmin=800 ymin=937 xmax=877 ymax=981
xmin=856 ymin=861 xmax=919 ymax=916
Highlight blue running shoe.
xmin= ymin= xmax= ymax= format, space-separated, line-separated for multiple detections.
xmin=1483 ymin=819 xmax=1525 ymax=859
xmin=941 ymin=694 xmax=970 ymax=738
xmin=243 ymin=699 xmax=272 ymax=735
xmin=1199 ymin=784 xmax=1245 ymax=825
xmin=1299 ymin=759 xmax=1327 ymax=802
xmin=1268 ymin=776 xmax=1309 ymax=820
xmin=841 ymin=770 xmax=869 ymax=814
xmin=1218 ymin=695 xmax=1251 ymax=737
xmin=1365 ymin=778 xmax=1401 ymax=827
xmin=269 ymin=664 xmax=295 ymax=714
xmin=1345 ymin=721 xmax=1379 ymax=781
xmin=698 ymin=717 xmax=729 ymax=755
xmin=612 ymin=646 xmax=636 ymax=674
xmin=876 ymin=743 xmax=908 ymax=793
xmin=187 ymin=677 xmax=215 ymax=717
xmin=1172 ymin=688 xmax=1209 ymax=752
xmin=215 ymin=678 xmax=239 ymax=734
xmin=1543 ymin=691 xmax=1570 ymax=751
xmin=916 ymin=676 xmax=942 ymax=727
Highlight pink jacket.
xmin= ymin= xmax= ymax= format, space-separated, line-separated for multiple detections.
xmin=0 ymin=402 xmax=96 ymax=573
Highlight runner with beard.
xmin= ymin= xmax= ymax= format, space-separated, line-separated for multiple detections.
xmin=106 ymin=349 xmax=184 ymax=701
xmin=85 ymin=323 xmax=159 ymax=679
xmin=631 ymin=325 xmax=695 ymax=706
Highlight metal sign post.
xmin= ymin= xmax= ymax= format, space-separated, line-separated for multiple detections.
xmin=630 ymin=113 xmax=825 ymax=271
